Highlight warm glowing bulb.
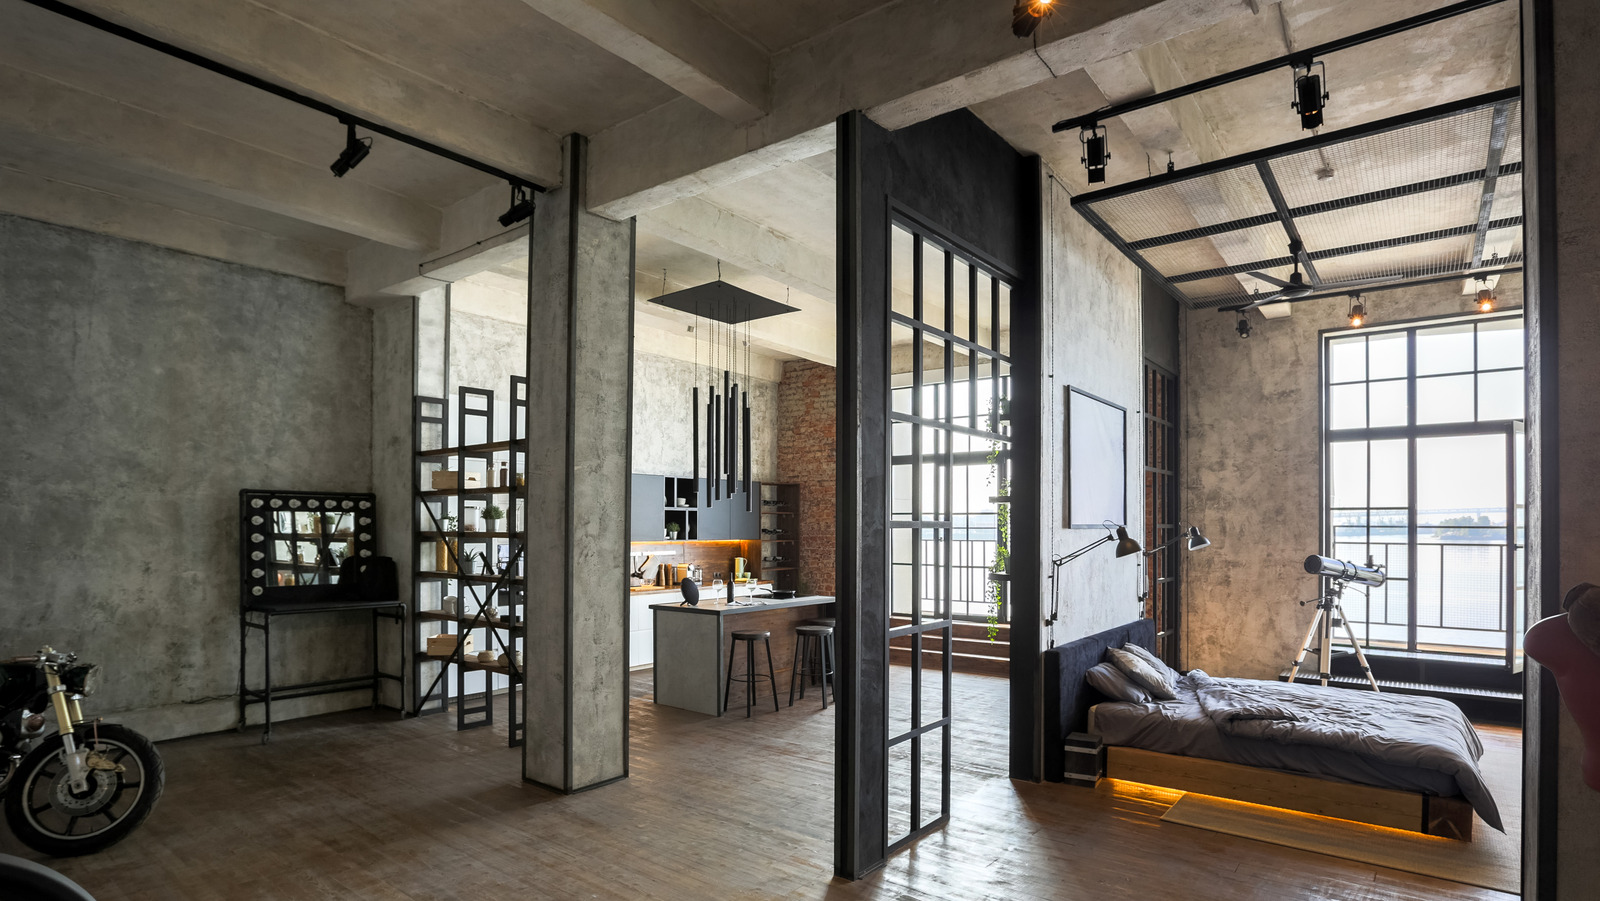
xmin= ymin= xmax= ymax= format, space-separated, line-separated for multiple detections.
xmin=1479 ymin=297 xmax=1495 ymax=313
xmin=1350 ymin=314 xmax=1363 ymax=327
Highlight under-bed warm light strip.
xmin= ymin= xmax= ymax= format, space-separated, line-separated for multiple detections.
xmin=1107 ymin=779 xmax=1461 ymax=843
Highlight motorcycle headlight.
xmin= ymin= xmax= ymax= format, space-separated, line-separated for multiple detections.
xmin=62 ymin=663 xmax=98 ymax=696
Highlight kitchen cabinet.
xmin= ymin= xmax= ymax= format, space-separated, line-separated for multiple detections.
xmin=630 ymin=474 xmax=665 ymax=541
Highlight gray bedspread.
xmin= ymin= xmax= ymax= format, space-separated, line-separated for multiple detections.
xmin=1093 ymin=671 xmax=1503 ymax=831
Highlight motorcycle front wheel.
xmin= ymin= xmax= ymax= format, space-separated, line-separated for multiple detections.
xmin=3 ymin=724 xmax=164 ymax=857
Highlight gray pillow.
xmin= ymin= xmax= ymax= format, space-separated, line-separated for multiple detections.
xmin=1106 ymin=646 xmax=1178 ymax=700
xmin=1120 ymin=642 xmax=1181 ymax=690
xmin=1085 ymin=662 xmax=1151 ymax=703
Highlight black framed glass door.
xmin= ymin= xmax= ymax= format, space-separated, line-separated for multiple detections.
xmin=886 ymin=218 xmax=1011 ymax=849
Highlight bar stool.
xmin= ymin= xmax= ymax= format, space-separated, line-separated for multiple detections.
xmin=790 ymin=624 xmax=835 ymax=709
xmin=800 ymin=619 xmax=835 ymax=686
xmin=724 ymin=630 xmax=779 ymax=718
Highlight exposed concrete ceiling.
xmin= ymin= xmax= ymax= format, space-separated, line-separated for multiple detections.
xmin=973 ymin=0 xmax=1520 ymax=193
xmin=0 ymin=0 xmax=1523 ymax=362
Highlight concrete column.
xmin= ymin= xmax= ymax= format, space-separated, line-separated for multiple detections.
xmin=1524 ymin=1 xmax=1600 ymax=897
xmin=523 ymin=135 xmax=635 ymax=792
xmin=367 ymin=293 xmax=430 ymax=710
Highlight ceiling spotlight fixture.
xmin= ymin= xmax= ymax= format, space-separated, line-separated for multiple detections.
xmin=1291 ymin=59 xmax=1329 ymax=130
xmin=497 ymin=183 xmax=534 ymax=228
xmin=1236 ymin=314 xmax=1252 ymax=339
xmin=1474 ymin=277 xmax=1497 ymax=313
xmin=1080 ymin=123 xmax=1110 ymax=184
xmin=1011 ymin=0 xmax=1054 ymax=39
xmin=1347 ymin=294 xmax=1367 ymax=328
xmin=329 ymin=122 xmax=372 ymax=178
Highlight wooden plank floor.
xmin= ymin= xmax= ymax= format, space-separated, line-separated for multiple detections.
xmin=2 ymin=670 xmax=1518 ymax=900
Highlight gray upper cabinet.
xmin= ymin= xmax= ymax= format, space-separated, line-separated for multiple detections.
xmin=630 ymin=474 xmax=761 ymax=541
xmin=630 ymin=473 xmax=665 ymax=541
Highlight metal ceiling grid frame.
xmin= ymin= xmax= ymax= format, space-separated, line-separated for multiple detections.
xmin=1071 ymin=88 xmax=1523 ymax=310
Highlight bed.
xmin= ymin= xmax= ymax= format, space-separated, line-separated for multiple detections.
xmin=1041 ymin=619 xmax=1501 ymax=840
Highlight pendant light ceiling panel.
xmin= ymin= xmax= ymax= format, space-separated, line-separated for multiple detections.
xmin=650 ymin=280 xmax=801 ymax=323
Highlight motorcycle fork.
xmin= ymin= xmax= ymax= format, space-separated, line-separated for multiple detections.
xmin=45 ymin=669 xmax=90 ymax=793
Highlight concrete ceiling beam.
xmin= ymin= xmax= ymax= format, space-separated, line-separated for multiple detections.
xmin=0 ymin=65 xmax=439 ymax=250
xmin=57 ymin=0 xmax=562 ymax=188
xmin=588 ymin=0 xmax=1239 ymax=216
xmin=0 ymin=163 xmax=345 ymax=285
xmin=636 ymin=196 xmax=834 ymax=302
xmin=519 ymin=0 xmax=768 ymax=124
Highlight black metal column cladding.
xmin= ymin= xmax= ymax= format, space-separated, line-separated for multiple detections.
xmin=834 ymin=108 xmax=1041 ymax=879
xmin=1520 ymin=0 xmax=1559 ymax=897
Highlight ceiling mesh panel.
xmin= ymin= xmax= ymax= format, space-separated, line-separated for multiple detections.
xmin=1073 ymin=94 xmax=1523 ymax=309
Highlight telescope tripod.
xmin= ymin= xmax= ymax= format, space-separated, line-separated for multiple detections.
xmin=1287 ymin=579 xmax=1380 ymax=691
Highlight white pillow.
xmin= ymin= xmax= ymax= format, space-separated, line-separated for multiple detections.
xmin=1085 ymin=662 xmax=1151 ymax=703
xmin=1106 ymin=646 xmax=1178 ymax=701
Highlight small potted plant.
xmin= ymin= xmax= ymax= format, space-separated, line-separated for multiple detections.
xmin=461 ymin=549 xmax=485 ymax=575
xmin=666 ymin=522 xmax=681 ymax=540
xmin=482 ymin=504 xmax=505 ymax=534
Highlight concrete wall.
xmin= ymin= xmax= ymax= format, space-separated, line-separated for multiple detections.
xmin=448 ymin=308 xmax=527 ymax=398
xmin=776 ymin=360 xmax=836 ymax=595
xmin=1181 ymin=278 xmax=1524 ymax=678
xmin=630 ymin=349 xmax=778 ymax=482
xmin=0 ymin=213 xmax=374 ymax=740
xmin=1040 ymin=176 xmax=1145 ymax=649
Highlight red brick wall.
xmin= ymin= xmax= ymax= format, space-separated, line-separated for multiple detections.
xmin=776 ymin=361 xmax=836 ymax=596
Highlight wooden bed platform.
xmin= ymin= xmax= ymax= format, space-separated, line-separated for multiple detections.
xmin=1108 ymin=746 xmax=1475 ymax=840
xmin=1041 ymin=620 xmax=1477 ymax=842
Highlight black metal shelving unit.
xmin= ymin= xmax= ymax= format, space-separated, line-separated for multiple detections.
xmin=412 ymin=377 xmax=528 ymax=747
xmin=759 ymin=482 xmax=801 ymax=592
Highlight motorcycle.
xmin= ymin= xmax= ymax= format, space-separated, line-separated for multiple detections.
xmin=0 ymin=647 xmax=163 ymax=856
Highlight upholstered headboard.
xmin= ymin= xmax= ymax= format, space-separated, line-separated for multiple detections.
xmin=1040 ymin=618 xmax=1157 ymax=782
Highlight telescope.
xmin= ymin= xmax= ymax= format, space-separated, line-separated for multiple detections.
xmin=1304 ymin=554 xmax=1386 ymax=587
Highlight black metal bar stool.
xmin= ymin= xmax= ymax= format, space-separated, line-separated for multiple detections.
xmin=790 ymin=624 xmax=835 ymax=709
xmin=724 ymin=629 xmax=779 ymax=718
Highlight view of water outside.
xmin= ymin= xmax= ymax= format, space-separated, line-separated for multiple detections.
xmin=1324 ymin=315 xmax=1525 ymax=657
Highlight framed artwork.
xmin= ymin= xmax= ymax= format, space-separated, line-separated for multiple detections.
xmin=1066 ymin=386 xmax=1127 ymax=528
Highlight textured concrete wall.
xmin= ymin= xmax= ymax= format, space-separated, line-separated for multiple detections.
xmin=776 ymin=360 xmax=836 ymax=595
xmin=1181 ymin=278 xmax=1524 ymax=678
xmin=631 ymin=350 xmax=778 ymax=482
xmin=1040 ymin=177 xmax=1145 ymax=649
xmin=449 ymin=308 xmax=527 ymax=397
xmin=0 ymin=213 xmax=374 ymax=740
xmin=524 ymin=136 xmax=631 ymax=792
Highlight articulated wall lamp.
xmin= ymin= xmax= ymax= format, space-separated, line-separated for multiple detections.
xmin=1144 ymin=524 xmax=1210 ymax=556
xmin=1292 ymin=59 xmax=1329 ymax=130
xmin=1080 ymin=123 xmax=1110 ymax=184
xmin=1045 ymin=522 xmax=1142 ymax=626
xmin=329 ymin=122 xmax=372 ymax=177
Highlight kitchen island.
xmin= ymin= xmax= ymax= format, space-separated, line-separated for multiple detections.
xmin=652 ymin=595 xmax=835 ymax=716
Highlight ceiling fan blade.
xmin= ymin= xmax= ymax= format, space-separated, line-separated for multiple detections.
xmin=1244 ymin=270 xmax=1293 ymax=289
xmin=1218 ymin=292 xmax=1284 ymax=313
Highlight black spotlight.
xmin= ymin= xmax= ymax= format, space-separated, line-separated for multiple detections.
xmin=1011 ymin=0 xmax=1054 ymax=38
xmin=1080 ymin=123 xmax=1109 ymax=184
xmin=329 ymin=123 xmax=372 ymax=178
xmin=1292 ymin=60 xmax=1328 ymax=130
xmin=498 ymin=183 xmax=534 ymax=228
xmin=1236 ymin=315 xmax=1252 ymax=339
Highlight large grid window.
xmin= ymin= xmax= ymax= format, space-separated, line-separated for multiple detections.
xmin=886 ymin=220 xmax=1011 ymax=850
xmin=1324 ymin=313 xmax=1525 ymax=663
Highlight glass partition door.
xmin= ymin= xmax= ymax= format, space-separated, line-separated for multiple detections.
xmin=886 ymin=219 xmax=1011 ymax=849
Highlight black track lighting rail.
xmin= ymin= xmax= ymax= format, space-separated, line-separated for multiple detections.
xmin=21 ymin=0 xmax=545 ymax=191
xmin=1049 ymin=0 xmax=1509 ymax=135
